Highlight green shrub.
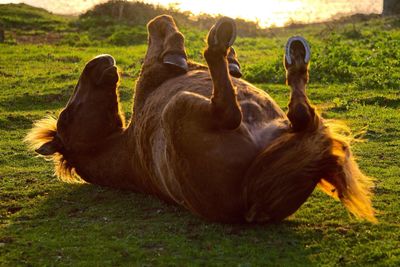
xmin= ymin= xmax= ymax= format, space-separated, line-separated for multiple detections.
xmin=242 ymin=56 xmax=285 ymax=84
xmin=0 ymin=3 xmax=68 ymax=31
xmin=107 ymin=26 xmax=147 ymax=46
xmin=311 ymin=36 xmax=355 ymax=83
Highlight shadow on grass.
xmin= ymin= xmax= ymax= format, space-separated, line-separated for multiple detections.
xmin=328 ymin=95 xmax=400 ymax=114
xmin=2 ymin=183 xmax=317 ymax=265
xmin=360 ymin=96 xmax=400 ymax=109
xmin=0 ymin=91 xmax=69 ymax=112
xmin=1 ymin=86 xmax=134 ymax=112
xmin=0 ymin=114 xmax=36 ymax=130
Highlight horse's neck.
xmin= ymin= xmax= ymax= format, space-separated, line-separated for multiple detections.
xmin=72 ymin=129 xmax=151 ymax=193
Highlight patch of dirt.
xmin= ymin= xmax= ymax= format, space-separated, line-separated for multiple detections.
xmin=7 ymin=206 xmax=22 ymax=214
xmin=11 ymin=31 xmax=63 ymax=44
xmin=0 ymin=236 xmax=14 ymax=244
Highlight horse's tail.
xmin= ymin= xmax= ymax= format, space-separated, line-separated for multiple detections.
xmin=242 ymin=120 xmax=376 ymax=223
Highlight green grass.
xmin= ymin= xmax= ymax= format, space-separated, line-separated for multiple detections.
xmin=1 ymin=4 xmax=400 ymax=266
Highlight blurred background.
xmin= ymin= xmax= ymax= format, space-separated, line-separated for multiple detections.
xmin=0 ymin=0 xmax=391 ymax=27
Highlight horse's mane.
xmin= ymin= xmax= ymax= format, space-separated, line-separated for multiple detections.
xmin=24 ymin=116 xmax=83 ymax=183
xmin=243 ymin=115 xmax=376 ymax=223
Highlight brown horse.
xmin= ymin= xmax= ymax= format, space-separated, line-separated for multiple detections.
xmin=26 ymin=15 xmax=376 ymax=223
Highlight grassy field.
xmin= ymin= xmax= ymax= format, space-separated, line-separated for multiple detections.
xmin=1 ymin=3 xmax=399 ymax=266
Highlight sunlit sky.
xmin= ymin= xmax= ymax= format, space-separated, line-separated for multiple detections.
xmin=1 ymin=0 xmax=383 ymax=27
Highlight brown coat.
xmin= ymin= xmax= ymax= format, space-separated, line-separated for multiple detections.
xmin=26 ymin=15 xmax=376 ymax=224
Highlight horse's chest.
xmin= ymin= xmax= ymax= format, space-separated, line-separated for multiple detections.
xmin=243 ymin=120 xmax=289 ymax=150
xmin=240 ymin=99 xmax=289 ymax=150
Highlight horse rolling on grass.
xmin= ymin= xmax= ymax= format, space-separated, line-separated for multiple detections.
xmin=26 ymin=15 xmax=376 ymax=224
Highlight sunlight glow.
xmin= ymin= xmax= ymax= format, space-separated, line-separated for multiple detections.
xmin=0 ymin=0 xmax=384 ymax=27
xmin=153 ymin=0 xmax=383 ymax=27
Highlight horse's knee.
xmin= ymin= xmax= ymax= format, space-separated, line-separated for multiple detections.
xmin=287 ymin=101 xmax=316 ymax=132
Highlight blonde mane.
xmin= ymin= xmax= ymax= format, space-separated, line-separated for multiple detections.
xmin=24 ymin=116 xmax=83 ymax=183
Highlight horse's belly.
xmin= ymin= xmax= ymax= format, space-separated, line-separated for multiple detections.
xmin=150 ymin=124 xmax=258 ymax=218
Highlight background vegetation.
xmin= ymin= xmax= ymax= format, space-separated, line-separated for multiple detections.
xmin=0 ymin=2 xmax=399 ymax=266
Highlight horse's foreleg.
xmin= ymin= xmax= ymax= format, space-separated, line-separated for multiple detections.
xmin=134 ymin=15 xmax=188 ymax=113
xmin=186 ymin=44 xmax=242 ymax=75
xmin=284 ymin=37 xmax=320 ymax=132
xmin=204 ymin=18 xmax=242 ymax=130
xmin=243 ymin=37 xmax=328 ymax=223
xmin=228 ymin=47 xmax=242 ymax=78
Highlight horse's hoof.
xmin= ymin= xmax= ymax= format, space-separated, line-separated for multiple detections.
xmin=285 ymin=36 xmax=311 ymax=66
xmin=229 ymin=63 xmax=242 ymax=78
xmin=163 ymin=53 xmax=188 ymax=73
xmin=207 ymin=17 xmax=237 ymax=49
xmin=86 ymin=54 xmax=119 ymax=86
xmin=228 ymin=47 xmax=242 ymax=78
xmin=98 ymin=65 xmax=119 ymax=85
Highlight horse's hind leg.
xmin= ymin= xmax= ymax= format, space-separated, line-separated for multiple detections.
xmin=284 ymin=37 xmax=320 ymax=132
xmin=134 ymin=15 xmax=188 ymax=113
xmin=204 ymin=17 xmax=242 ymax=130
